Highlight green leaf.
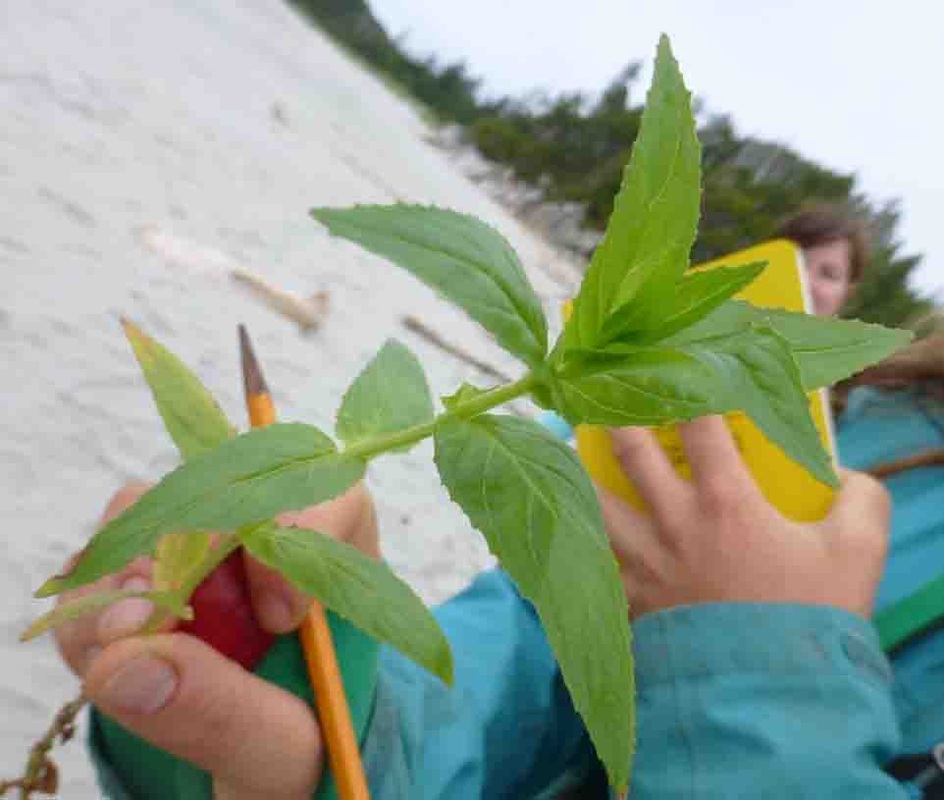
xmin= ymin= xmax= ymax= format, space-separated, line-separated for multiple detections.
xmin=153 ymin=532 xmax=214 ymax=592
xmin=37 ymin=424 xmax=366 ymax=597
xmin=754 ymin=308 xmax=912 ymax=390
xmin=631 ymin=262 xmax=766 ymax=342
xmin=564 ymin=35 xmax=700 ymax=349
xmin=312 ymin=204 xmax=548 ymax=365
xmin=20 ymin=588 xmax=191 ymax=642
xmin=552 ymin=348 xmax=718 ymax=426
xmin=663 ymin=301 xmax=912 ymax=389
xmin=434 ymin=415 xmax=634 ymax=790
xmin=715 ymin=327 xmax=837 ymax=486
xmin=441 ymin=381 xmax=488 ymax=411
xmin=553 ymin=327 xmax=838 ymax=486
xmin=241 ymin=523 xmax=453 ymax=684
xmin=122 ymin=319 xmax=233 ymax=459
xmin=336 ymin=340 xmax=434 ymax=450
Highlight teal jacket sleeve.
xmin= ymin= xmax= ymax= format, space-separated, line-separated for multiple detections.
xmin=359 ymin=569 xmax=604 ymax=799
xmin=630 ymin=603 xmax=912 ymax=799
xmin=339 ymin=580 xmax=917 ymax=799
xmin=838 ymin=387 xmax=944 ymax=754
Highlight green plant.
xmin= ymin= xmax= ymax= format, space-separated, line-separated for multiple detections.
xmin=18 ymin=36 xmax=909 ymax=794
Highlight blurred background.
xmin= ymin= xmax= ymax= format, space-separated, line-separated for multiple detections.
xmin=2 ymin=1 xmax=940 ymax=795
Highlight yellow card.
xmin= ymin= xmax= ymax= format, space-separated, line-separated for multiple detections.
xmin=574 ymin=239 xmax=838 ymax=522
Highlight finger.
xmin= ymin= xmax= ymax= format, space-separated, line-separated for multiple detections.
xmin=245 ymin=482 xmax=378 ymax=633
xmin=821 ymin=469 xmax=891 ymax=566
xmin=608 ymin=427 xmax=687 ymax=521
xmin=679 ymin=416 xmax=761 ymax=504
xmin=818 ymin=469 xmax=891 ymax=617
xmin=84 ymin=633 xmax=321 ymax=799
xmin=597 ymin=486 xmax=669 ymax=617
xmin=54 ymin=483 xmax=155 ymax=676
xmin=597 ymin=485 xmax=651 ymax=564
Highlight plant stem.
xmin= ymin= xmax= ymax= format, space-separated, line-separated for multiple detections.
xmin=344 ymin=373 xmax=536 ymax=461
xmin=139 ymin=534 xmax=242 ymax=635
xmin=1 ymin=694 xmax=86 ymax=798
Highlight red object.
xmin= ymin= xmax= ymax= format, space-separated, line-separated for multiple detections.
xmin=177 ymin=550 xmax=274 ymax=670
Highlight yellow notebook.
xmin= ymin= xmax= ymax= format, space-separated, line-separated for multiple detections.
xmin=574 ymin=239 xmax=838 ymax=522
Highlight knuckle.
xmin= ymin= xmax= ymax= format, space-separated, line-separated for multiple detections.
xmin=698 ymin=478 xmax=745 ymax=521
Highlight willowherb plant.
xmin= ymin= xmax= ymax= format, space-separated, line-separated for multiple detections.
xmin=23 ymin=35 xmax=909 ymax=792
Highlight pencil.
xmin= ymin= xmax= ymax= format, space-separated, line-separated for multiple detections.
xmin=238 ymin=324 xmax=370 ymax=800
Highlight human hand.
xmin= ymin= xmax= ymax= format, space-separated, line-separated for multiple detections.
xmin=600 ymin=416 xmax=890 ymax=621
xmin=54 ymin=481 xmax=378 ymax=800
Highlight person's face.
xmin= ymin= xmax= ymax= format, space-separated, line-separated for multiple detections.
xmin=804 ymin=239 xmax=854 ymax=317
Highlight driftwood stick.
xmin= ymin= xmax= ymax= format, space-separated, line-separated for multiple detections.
xmin=232 ymin=269 xmax=329 ymax=332
xmin=401 ymin=315 xmax=513 ymax=384
xmin=868 ymin=448 xmax=944 ymax=479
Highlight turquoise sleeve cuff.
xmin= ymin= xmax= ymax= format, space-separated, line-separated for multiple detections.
xmin=630 ymin=602 xmax=907 ymax=799
xmin=633 ymin=602 xmax=893 ymax=689
xmin=89 ymin=610 xmax=379 ymax=800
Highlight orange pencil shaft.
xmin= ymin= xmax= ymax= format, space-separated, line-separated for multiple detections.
xmin=246 ymin=389 xmax=369 ymax=800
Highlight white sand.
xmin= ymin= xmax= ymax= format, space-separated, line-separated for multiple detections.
xmin=0 ymin=1 xmax=582 ymax=793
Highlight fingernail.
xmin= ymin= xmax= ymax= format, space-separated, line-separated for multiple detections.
xmin=99 ymin=655 xmax=177 ymax=714
xmin=259 ymin=590 xmax=295 ymax=632
xmin=99 ymin=577 xmax=154 ymax=641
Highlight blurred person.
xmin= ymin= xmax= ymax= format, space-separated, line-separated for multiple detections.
xmin=776 ymin=203 xmax=869 ymax=317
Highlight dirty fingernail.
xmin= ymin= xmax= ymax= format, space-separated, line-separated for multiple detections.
xmin=99 ymin=577 xmax=154 ymax=641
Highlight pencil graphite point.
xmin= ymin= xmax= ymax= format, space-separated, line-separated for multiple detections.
xmin=238 ymin=324 xmax=270 ymax=397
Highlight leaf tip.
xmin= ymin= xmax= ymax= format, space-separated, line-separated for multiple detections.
xmin=19 ymin=625 xmax=40 ymax=643
xmin=436 ymin=646 xmax=456 ymax=687
xmin=120 ymin=316 xmax=145 ymax=341
xmin=34 ymin=578 xmax=61 ymax=599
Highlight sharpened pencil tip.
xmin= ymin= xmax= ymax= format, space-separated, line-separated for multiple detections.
xmin=238 ymin=324 xmax=269 ymax=396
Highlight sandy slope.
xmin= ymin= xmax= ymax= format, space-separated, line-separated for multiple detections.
xmin=0 ymin=0 xmax=582 ymax=792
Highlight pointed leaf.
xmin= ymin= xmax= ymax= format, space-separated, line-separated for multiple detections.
xmin=625 ymin=261 xmax=766 ymax=342
xmin=336 ymin=340 xmax=433 ymax=449
xmin=553 ymin=327 xmax=837 ymax=486
xmin=241 ymin=524 xmax=453 ymax=684
xmin=434 ymin=415 xmax=634 ymax=790
xmin=755 ymin=308 xmax=912 ymax=390
xmin=663 ymin=301 xmax=912 ymax=389
xmin=37 ymin=424 xmax=366 ymax=597
xmin=716 ymin=327 xmax=836 ymax=486
xmin=564 ymin=35 xmax=700 ymax=349
xmin=552 ymin=348 xmax=717 ymax=426
xmin=21 ymin=588 xmax=191 ymax=642
xmin=312 ymin=204 xmax=548 ymax=364
xmin=122 ymin=319 xmax=233 ymax=458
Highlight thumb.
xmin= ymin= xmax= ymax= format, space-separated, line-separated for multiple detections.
xmin=822 ymin=469 xmax=891 ymax=552
xmin=84 ymin=633 xmax=322 ymax=800
xmin=820 ymin=469 xmax=891 ymax=614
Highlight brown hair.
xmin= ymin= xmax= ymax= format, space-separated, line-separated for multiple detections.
xmin=775 ymin=205 xmax=870 ymax=283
